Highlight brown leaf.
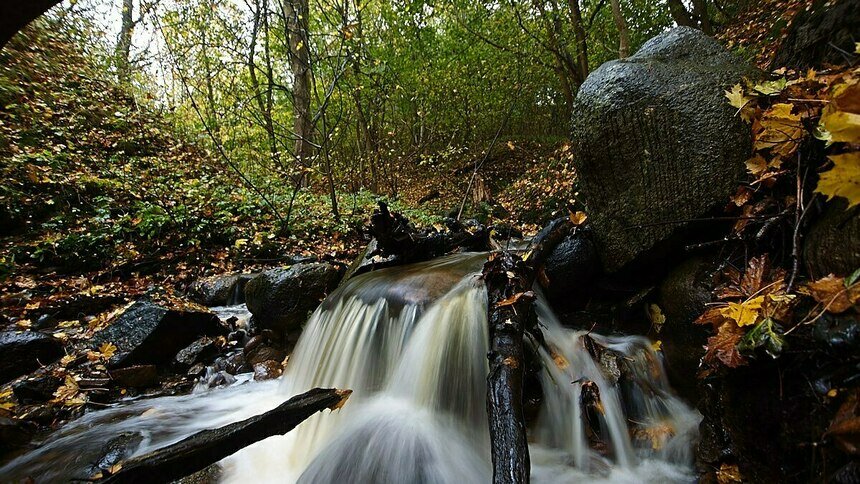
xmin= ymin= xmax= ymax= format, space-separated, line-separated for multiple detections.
xmin=741 ymin=254 xmax=770 ymax=296
xmin=716 ymin=463 xmax=743 ymax=484
xmin=704 ymin=322 xmax=747 ymax=368
xmin=694 ymin=306 xmax=727 ymax=330
xmin=804 ymin=275 xmax=860 ymax=314
xmin=827 ymin=389 xmax=860 ymax=455
xmin=496 ymin=291 xmax=535 ymax=308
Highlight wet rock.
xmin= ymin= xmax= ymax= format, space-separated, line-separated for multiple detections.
xmin=804 ymin=199 xmax=860 ymax=279
xmin=92 ymin=432 xmax=143 ymax=476
xmin=109 ymin=365 xmax=158 ymax=388
xmin=33 ymin=313 xmax=58 ymax=330
xmin=657 ymin=257 xmax=714 ymax=400
xmin=227 ymin=329 xmax=249 ymax=347
xmin=244 ymin=335 xmax=286 ymax=368
xmin=341 ymin=239 xmax=401 ymax=282
xmin=0 ymin=331 xmax=63 ymax=384
xmin=570 ymin=27 xmax=756 ymax=272
xmin=187 ymin=363 xmax=206 ymax=378
xmin=207 ymin=371 xmax=236 ymax=388
xmin=173 ymin=463 xmax=222 ymax=483
xmin=90 ymin=300 xmax=227 ymax=368
xmin=187 ymin=273 xmax=256 ymax=306
xmin=220 ymin=352 xmax=250 ymax=375
xmin=12 ymin=374 xmax=62 ymax=403
xmin=772 ymin=0 xmax=860 ymax=69
xmin=0 ymin=417 xmax=36 ymax=457
xmin=244 ymin=263 xmax=342 ymax=335
xmin=539 ymin=230 xmax=600 ymax=307
xmin=174 ymin=337 xmax=220 ymax=368
xmin=814 ymin=312 xmax=860 ymax=353
xmin=253 ymin=360 xmax=283 ymax=381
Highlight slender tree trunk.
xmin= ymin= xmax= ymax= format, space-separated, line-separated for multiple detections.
xmin=565 ymin=0 xmax=588 ymax=80
xmin=609 ymin=0 xmax=630 ymax=58
xmin=248 ymin=0 xmax=282 ymax=174
xmin=283 ymin=0 xmax=314 ymax=187
xmin=115 ymin=0 xmax=134 ymax=84
xmin=692 ymin=0 xmax=712 ymax=34
xmin=667 ymin=0 xmax=695 ymax=27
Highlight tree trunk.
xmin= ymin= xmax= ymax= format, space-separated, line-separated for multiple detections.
xmin=283 ymin=0 xmax=314 ymax=187
xmin=609 ymin=0 xmax=630 ymax=58
xmin=667 ymin=0 xmax=695 ymax=27
xmin=99 ymin=388 xmax=351 ymax=483
xmin=565 ymin=0 xmax=589 ymax=80
xmin=692 ymin=0 xmax=712 ymax=34
xmin=115 ymin=0 xmax=134 ymax=84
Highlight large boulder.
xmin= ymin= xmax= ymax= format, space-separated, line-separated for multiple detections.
xmin=244 ymin=263 xmax=342 ymax=335
xmin=0 ymin=331 xmax=63 ymax=384
xmin=539 ymin=230 xmax=600 ymax=307
xmin=570 ymin=27 xmax=757 ymax=272
xmin=90 ymin=300 xmax=227 ymax=368
xmin=772 ymin=0 xmax=860 ymax=69
xmin=187 ymin=273 xmax=256 ymax=307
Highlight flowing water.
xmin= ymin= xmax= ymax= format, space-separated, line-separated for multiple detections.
xmin=0 ymin=253 xmax=700 ymax=483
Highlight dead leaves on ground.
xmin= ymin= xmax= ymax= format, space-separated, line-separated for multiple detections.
xmin=695 ymin=255 xmax=793 ymax=370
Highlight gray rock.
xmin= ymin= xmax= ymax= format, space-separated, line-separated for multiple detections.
xmin=90 ymin=300 xmax=227 ymax=368
xmin=174 ymin=336 xmax=219 ymax=368
xmin=244 ymin=263 xmax=342 ymax=334
xmin=570 ymin=26 xmax=757 ymax=271
xmin=187 ymin=273 xmax=256 ymax=306
xmin=0 ymin=331 xmax=63 ymax=384
xmin=772 ymin=0 xmax=860 ymax=69
xmin=804 ymin=199 xmax=860 ymax=279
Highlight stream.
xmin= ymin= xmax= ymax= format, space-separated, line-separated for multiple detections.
xmin=0 ymin=253 xmax=700 ymax=483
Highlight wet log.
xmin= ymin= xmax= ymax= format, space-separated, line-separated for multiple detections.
xmin=368 ymin=202 xmax=489 ymax=263
xmin=482 ymin=219 xmax=572 ymax=484
xmin=99 ymin=387 xmax=351 ymax=483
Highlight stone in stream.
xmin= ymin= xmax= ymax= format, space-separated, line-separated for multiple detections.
xmin=0 ymin=417 xmax=37 ymax=457
xmin=12 ymin=374 xmax=63 ymax=403
xmin=570 ymin=26 xmax=758 ymax=272
xmin=187 ymin=273 xmax=256 ymax=306
xmin=539 ymin=228 xmax=601 ymax=307
xmin=174 ymin=336 xmax=220 ymax=369
xmin=89 ymin=300 xmax=227 ymax=369
xmin=244 ymin=263 xmax=342 ymax=335
xmin=109 ymin=365 xmax=158 ymax=388
xmin=0 ymin=331 xmax=63 ymax=384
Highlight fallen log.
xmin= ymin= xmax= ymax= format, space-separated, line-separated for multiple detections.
xmin=98 ymin=387 xmax=351 ymax=483
xmin=368 ymin=201 xmax=489 ymax=263
xmin=482 ymin=219 xmax=573 ymax=484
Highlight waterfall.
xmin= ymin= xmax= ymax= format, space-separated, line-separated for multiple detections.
xmin=0 ymin=253 xmax=700 ymax=483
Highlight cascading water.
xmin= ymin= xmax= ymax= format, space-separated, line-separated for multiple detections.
xmin=0 ymin=253 xmax=700 ymax=483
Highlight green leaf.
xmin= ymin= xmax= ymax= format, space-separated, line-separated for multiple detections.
xmin=738 ymin=318 xmax=785 ymax=358
xmin=846 ymin=267 xmax=860 ymax=287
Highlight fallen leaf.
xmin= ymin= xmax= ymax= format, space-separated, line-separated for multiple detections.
xmin=569 ymin=210 xmax=588 ymax=225
xmin=720 ymin=296 xmax=765 ymax=327
xmin=754 ymin=103 xmax=804 ymax=159
xmin=99 ymin=342 xmax=118 ymax=359
xmin=803 ymin=274 xmax=860 ymax=313
xmin=704 ymin=322 xmax=747 ymax=368
xmin=816 ymin=153 xmax=860 ymax=208
xmin=716 ymin=462 xmax=743 ymax=483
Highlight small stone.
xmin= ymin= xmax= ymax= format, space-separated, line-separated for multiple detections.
xmin=253 ymin=360 xmax=283 ymax=381
xmin=174 ymin=337 xmax=219 ymax=368
xmin=109 ymin=365 xmax=158 ymax=388
xmin=12 ymin=375 xmax=63 ymax=403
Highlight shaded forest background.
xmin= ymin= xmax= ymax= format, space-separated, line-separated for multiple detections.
xmin=0 ymin=0 xmax=781 ymax=304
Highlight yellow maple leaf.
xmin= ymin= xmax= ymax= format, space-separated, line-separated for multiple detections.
xmin=754 ymin=103 xmax=804 ymax=158
xmin=822 ymin=110 xmax=860 ymax=144
xmin=568 ymin=210 xmax=587 ymax=225
xmin=725 ymin=84 xmax=754 ymax=122
xmin=98 ymin=342 xmax=118 ymax=359
xmin=816 ymin=153 xmax=860 ymax=208
xmin=745 ymin=154 xmax=768 ymax=176
xmin=720 ymin=296 xmax=765 ymax=327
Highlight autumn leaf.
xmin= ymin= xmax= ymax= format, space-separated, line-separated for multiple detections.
xmin=695 ymin=306 xmax=727 ymax=329
xmin=802 ymin=274 xmax=860 ymax=314
xmin=716 ymin=463 xmax=743 ymax=484
xmin=754 ymin=103 xmax=804 ymax=159
xmin=0 ymin=389 xmax=16 ymax=411
xmin=99 ymin=342 xmax=118 ymax=359
xmin=496 ymin=291 xmax=534 ymax=307
xmin=720 ymin=296 xmax=765 ymax=327
xmin=568 ymin=210 xmax=587 ymax=225
xmin=725 ymin=84 xmax=755 ymax=122
xmin=745 ymin=154 xmax=767 ymax=176
xmin=647 ymin=303 xmax=666 ymax=331
xmin=704 ymin=322 xmax=747 ymax=368
xmin=827 ymin=389 xmax=860 ymax=456
xmin=753 ymin=77 xmax=788 ymax=96
xmin=816 ymin=153 xmax=860 ymax=208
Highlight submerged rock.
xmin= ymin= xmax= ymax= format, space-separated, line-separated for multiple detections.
xmin=0 ymin=331 xmax=63 ymax=384
xmin=187 ymin=273 xmax=256 ymax=306
xmin=244 ymin=263 xmax=342 ymax=335
xmin=570 ymin=26 xmax=756 ymax=271
xmin=174 ymin=336 xmax=220 ymax=369
xmin=90 ymin=300 xmax=227 ymax=368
